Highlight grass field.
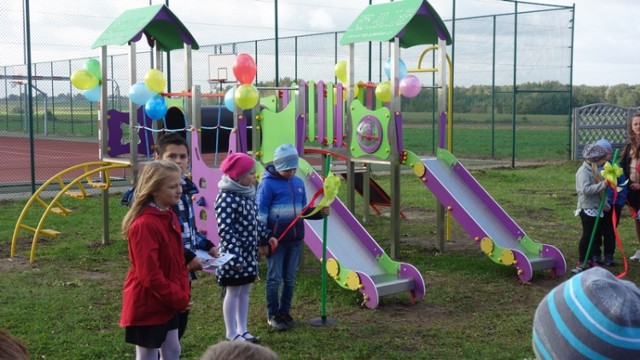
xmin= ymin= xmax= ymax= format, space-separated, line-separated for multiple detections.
xmin=1 ymin=161 xmax=638 ymax=359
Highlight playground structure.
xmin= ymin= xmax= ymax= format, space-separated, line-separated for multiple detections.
xmin=11 ymin=0 xmax=566 ymax=308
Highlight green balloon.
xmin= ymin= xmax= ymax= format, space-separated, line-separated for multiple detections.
xmin=70 ymin=69 xmax=99 ymax=90
xmin=234 ymin=84 xmax=259 ymax=110
xmin=85 ymin=59 xmax=101 ymax=83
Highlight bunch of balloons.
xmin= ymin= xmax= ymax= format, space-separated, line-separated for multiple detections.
xmin=70 ymin=59 xmax=102 ymax=102
xmin=223 ymin=53 xmax=259 ymax=111
xmin=375 ymin=58 xmax=422 ymax=102
xmin=128 ymin=69 xmax=168 ymax=120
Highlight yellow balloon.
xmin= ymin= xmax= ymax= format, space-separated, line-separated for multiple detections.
xmin=333 ymin=83 xmax=359 ymax=100
xmin=144 ymin=69 xmax=166 ymax=93
xmin=375 ymin=81 xmax=392 ymax=103
xmin=70 ymin=69 xmax=99 ymax=90
xmin=334 ymin=60 xmax=347 ymax=83
xmin=234 ymin=84 xmax=259 ymax=109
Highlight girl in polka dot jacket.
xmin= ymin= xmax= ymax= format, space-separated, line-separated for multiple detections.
xmin=215 ymin=153 xmax=277 ymax=343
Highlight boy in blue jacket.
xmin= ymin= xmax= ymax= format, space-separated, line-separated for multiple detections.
xmin=257 ymin=144 xmax=330 ymax=331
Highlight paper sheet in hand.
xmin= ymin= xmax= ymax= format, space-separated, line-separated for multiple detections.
xmin=196 ymin=250 xmax=234 ymax=273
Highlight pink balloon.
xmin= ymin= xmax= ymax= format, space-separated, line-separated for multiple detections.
xmin=399 ymin=75 xmax=421 ymax=98
xmin=232 ymin=53 xmax=257 ymax=85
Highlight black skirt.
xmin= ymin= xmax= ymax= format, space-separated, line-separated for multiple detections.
xmin=124 ymin=313 xmax=180 ymax=348
xmin=218 ymin=275 xmax=256 ymax=287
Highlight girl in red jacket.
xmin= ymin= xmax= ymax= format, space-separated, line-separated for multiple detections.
xmin=120 ymin=160 xmax=191 ymax=360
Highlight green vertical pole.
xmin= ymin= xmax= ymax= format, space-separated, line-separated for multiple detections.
xmin=310 ymin=155 xmax=335 ymax=327
xmin=491 ymin=15 xmax=496 ymax=158
xmin=511 ymin=2 xmax=518 ymax=168
xmin=568 ymin=5 xmax=575 ymax=160
xmin=25 ymin=0 xmax=35 ymax=194
xmin=274 ymin=0 xmax=279 ymax=87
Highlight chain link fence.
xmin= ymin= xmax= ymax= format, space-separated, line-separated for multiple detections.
xmin=0 ymin=0 xmax=574 ymax=191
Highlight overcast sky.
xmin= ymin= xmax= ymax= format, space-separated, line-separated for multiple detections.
xmin=1 ymin=0 xmax=638 ymax=86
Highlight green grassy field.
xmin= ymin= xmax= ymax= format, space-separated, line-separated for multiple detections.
xmin=1 ymin=162 xmax=638 ymax=359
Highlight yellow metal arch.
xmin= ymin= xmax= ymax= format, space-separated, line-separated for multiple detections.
xmin=408 ymin=45 xmax=453 ymax=152
xmin=11 ymin=161 xmax=130 ymax=263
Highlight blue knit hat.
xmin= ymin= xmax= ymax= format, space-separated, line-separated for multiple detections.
xmin=532 ymin=267 xmax=640 ymax=359
xmin=273 ymin=144 xmax=299 ymax=171
xmin=595 ymin=138 xmax=613 ymax=153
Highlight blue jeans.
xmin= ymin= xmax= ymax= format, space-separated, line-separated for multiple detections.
xmin=266 ymin=240 xmax=302 ymax=317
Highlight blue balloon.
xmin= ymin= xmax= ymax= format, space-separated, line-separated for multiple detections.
xmin=224 ymin=88 xmax=235 ymax=111
xmin=384 ymin=58 xmax=408 ymax=80
xmin=145 ymin=95 xmax=167 ymax=120
xmin=129 ymin=81 xmax=157 ymax=106
xmin=83 ymin=85 xmax=101 ymax=102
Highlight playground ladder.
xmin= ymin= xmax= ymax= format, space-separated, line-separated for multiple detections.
xmin=11 ymin=161 xmax=130 ymax=263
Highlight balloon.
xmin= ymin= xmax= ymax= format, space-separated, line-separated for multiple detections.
xmin=128 ymin=82 xmax=157 ymax=106
xmin=234 ymin=84 xmax=259 ymax=110
xmin=334 ymin=60 xmax=347 ymax=83
xmin=384 ymin=58 xmax=408 ymax=80
xmin=232 ymin=53 xmax=257 ymax=85
xmin=83 ymin=85 xmax=101 ymax=102
xmin=144 ymin=69 xmax=166 ymax=93
xmin=70 ymin=69 xmax=99 ymax=90
xmin=145 ymin=94 xmax=168 ymax=120
xmin=399 ymin=75 xmax=421 ymax=98
xmin=224 ymin=88 xmax=235 ymax=111
xmin=375 ymin=81 xmax=392 ymax=103
xmin=85 ymin=59 xmax=101 ymax=83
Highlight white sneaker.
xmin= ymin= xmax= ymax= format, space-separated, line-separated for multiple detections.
xmin=630 ymin=250 xmax=640 ymax=261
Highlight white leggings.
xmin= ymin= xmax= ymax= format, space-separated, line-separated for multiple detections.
xmin=135 ymin=329 xmax=180 ymax=360
xmin=223 ymin=283 xmax=252 ymax=340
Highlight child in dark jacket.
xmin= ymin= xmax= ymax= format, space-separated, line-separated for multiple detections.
xmin=257 ymin=144 xmax=330 ymax=331
xmin=594 ymin=138 xmax=627 ymax=266
xmin=216 ymin=153 xmax=277 ymax=343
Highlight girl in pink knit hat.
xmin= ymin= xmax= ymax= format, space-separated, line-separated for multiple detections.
xmin=215 ymin=153 xmax=277 ymax=343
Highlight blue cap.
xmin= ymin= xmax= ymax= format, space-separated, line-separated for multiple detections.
xmin=595 ymin=138 xmax=613 ymax=153
xmin=273 ymin=144 xmax=299 ymax=171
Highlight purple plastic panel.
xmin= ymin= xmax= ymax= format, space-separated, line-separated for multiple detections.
xmin=512 ymin=249 xmax=533 ymax=282
xmin=334 ymin=83 xmax=343 ymax=147
xmin=237 ymin=115 xmax=247 ymax=154
xmin=316 ymin=81 xmax=326 ymax=144
xmin=307 ymin=171 xmax=383 ymax=258
xmin=365 ymin=86 xmax=374 ymax=110
xmin=416 ymin=3 xmax=449 ymax=41
xmin=541 ymin=244 xmax=567 ymax=277
xmin=191 ymin=129 xmax=223 ymax=246
xmin=394 ymin=111 xmax=403 ymax=153
xmin=399 ymin=263 xmax=425 ymax=300
xmin=296 ymin=115 xmax=305 ymax=156
xmin=357 ymin=272 xmax=379 ymax=309
xmin=421 ymin=171 xmax=487 ymax=241
xmin=152 ymin=8 xmax=195 ymax=46
xmin=303 ymin=222 xmax=336 ymax=260
xmin=439 ymin=111 xmax=446 ymax=149
xmin=282 ymin=89 xmax=290 ymax=109
xmin=451 ymin=163 xmax=525 ymax=239
xmin=106 ymin=108 xmax=154 ymax=157
xmin=299 ymin=81 xmax=308 ymax=129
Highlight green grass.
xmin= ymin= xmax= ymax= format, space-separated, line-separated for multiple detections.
xmin=1 ymin=163 xmax=631 ymax=359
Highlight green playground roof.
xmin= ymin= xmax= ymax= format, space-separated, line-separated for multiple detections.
xmin=91 ymin=4 xmax=199 ymax=51
xmin=340 ymin=0 xmax=451 ymax=48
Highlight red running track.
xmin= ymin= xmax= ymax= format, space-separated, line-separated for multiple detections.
xmin=0 ymin=137 xmax=107 ymax=183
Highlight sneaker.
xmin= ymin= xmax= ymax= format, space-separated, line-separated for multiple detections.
xmin=631 ymin=250 xmax=640 ymax=261
xmin=604 ymin=256 xmax=616 ymax=266
xmin=267 ymin=315 xmax=287 ymax=331
xmin=591 ymin=255 xmax=603 ymax=265
xmin=571 ymin=263 xmax=585 ymax=274
xmin=280 ymin=314 xmax=296 ymax=329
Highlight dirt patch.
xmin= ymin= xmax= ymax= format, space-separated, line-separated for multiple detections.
xmin=0 ymin=255 xmax=31 ymax=272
